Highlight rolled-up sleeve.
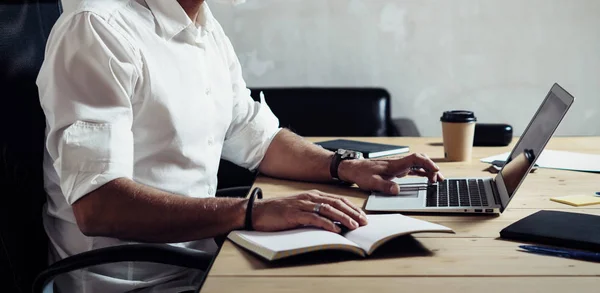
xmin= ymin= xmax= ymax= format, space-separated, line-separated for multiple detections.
xmin=220 ymin=34 xmax=281 ymax=170
xmin=37 ymin=12 xmax=139 ymax=205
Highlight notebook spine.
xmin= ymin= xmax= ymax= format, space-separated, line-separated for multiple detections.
xmin=500 ymin=231 xmax=600 ymax=252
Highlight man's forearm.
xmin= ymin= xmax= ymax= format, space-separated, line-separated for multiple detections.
xmin=258 ymin=129 xmax=337 ymax=182
xmin=72 ymin=178 xmax=247 ymax=243
xmin=258 ymin=130 xmax=444 ymax=195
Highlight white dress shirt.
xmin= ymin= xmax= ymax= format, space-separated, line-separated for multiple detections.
xmin=36 ymin=0 xmax=280 ymax=292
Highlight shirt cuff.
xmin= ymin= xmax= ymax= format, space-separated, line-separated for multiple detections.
xmin=222 ymin=97 xmax=281 ymax=170
xmin=56 ymin=120 xmax=133 ymax=204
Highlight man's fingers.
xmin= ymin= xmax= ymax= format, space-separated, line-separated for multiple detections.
xmin=407 ymin=153 xmax=439 ymax=172
xmin=300 ymin=196 xmax=363 ymax=228
xmin=315 ymin=191 xmax=368 ymax=222
xmin=297 ymin=212 xmax=341 ymax=233
xmin=312 ymin=196 xmax=366 ymax=227
xmin=398 ymin=168 xmax=446 ymax=185
xmin=437 ymin=172 xmax=446 ymax=181
xmin=408 ymin=169 xmax=428 ymax=177
xmin=389 ymin=153 xmax=440 ymax=179
xmin=367 ymin=174 xmax=400 ymax=195
xmin=393 ymin=170 xmax=410 ymax=178
xmin=319 ymin=203 xmax=359 ymax=229
xmin=409 ymin=168 xmax=445 ymax=182
xmin=392 ymin=153 xmax=439 ymax=171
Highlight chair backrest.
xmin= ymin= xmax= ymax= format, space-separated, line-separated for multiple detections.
xmin=249 ymin=87 xmax=400 ymax=137
xmin=0 ymin=1 xmax=61 ymax=291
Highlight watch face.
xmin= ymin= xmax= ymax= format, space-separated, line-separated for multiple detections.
xmin=338 ymin=149 xmax=363 ymax=159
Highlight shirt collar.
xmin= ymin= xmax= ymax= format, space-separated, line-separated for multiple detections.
xmin=146 ymin=0 xmax=215 ymax=40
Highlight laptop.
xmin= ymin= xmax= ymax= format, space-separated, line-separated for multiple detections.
xmin=365 ymin=83 xmax=575 ymax=214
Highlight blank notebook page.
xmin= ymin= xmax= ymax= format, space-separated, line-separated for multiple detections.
xmin=344 ymin=214 xmax=453 ymax=253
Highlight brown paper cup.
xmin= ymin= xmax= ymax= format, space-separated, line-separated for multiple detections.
xmin=442 ymin=121 xmax=476 ymax=161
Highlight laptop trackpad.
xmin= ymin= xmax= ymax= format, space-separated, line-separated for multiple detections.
xmin=397 ymin=189 xmax=419 ymax=198
xmin=382 ymin=177 xmax=429 ymax=198
xmin=393 ymin=177 xmax=428 ymax=184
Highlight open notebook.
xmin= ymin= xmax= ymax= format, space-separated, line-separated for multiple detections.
xmin=227 ymin=214 xmax=454 ymax=261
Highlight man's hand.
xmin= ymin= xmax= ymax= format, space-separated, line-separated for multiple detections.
xmin=252 ymin=190 xmax=368 ymax=233
xmin=338 ymin=153 xmax=445 ymax=195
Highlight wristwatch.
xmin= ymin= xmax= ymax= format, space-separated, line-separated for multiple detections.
xmin=330 ymin=149 xmax=363 ymax=184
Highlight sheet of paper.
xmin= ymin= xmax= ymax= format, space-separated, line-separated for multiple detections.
xmin=481 ymin=150 xmax=600 ymax=173
xmin=550 ymin=195 xmax=600 ymax=207
xmin=535 ymin=150 xmax=600 ymax=173
xmin=480 ymin=152 xmax=511 ymax=164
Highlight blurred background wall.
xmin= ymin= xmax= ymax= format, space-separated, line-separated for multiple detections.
xmin=210 ymin=0 xmax=600 ymax=136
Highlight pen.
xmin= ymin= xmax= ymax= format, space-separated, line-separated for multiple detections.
xmin=595 ymin=192 xmax=600 ymax=197
xmin=519 ymin=245 xmax=600 ymax=262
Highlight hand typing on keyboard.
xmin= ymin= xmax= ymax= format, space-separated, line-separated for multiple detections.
xmin=337 ymin=153 xmax=444 ymax=195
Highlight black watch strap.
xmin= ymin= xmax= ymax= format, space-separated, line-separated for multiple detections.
xmin=330 ymin=152 xmax=344 ymax=181
xmin=329 ymin=150 xmax=362 ymax=183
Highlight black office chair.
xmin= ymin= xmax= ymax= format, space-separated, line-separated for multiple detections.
xmin=0 ymin=1 xmax=214 ymax=292
xmin=216 ymin=159 xmax=257 ymax=191
xmin=249 ymin=87 xmax=401 ymax=137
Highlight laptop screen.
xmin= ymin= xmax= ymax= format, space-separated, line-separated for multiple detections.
xmin=500 ymin=85 xmax=572 ymax=201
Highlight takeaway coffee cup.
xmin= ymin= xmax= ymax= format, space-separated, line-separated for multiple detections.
xmin=440 ymin=110 xmax=477 ymax=161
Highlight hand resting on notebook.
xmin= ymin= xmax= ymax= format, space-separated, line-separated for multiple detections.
xmin=252 ymin=190 xmax=369 ymax=234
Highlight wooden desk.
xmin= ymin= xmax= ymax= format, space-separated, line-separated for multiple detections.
xmin=201 ymin=137 xmax=600 ymax=293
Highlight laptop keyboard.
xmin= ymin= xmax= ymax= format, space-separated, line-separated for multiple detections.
xmin=426 ymin=179 xmax=489 ymax=207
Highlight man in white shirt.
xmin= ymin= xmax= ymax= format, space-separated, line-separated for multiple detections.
xmin=37 ymin=0 xmax=443 ymax=292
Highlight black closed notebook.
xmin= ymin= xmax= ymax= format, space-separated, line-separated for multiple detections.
xmin=315 ymin=139 xmax=409 ymax=158
xmin=500 ymin=210 xmax=600 ymax=252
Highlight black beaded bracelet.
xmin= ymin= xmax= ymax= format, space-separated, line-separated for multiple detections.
xmin=245 ymin=187 xmax=263 ymax=231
